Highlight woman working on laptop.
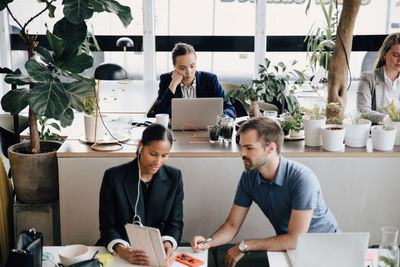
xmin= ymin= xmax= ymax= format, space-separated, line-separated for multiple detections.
xmin=97 ymin=124 xmax=183 ymax=266
xmin=154 ymin=42 xmax=236 ymax=118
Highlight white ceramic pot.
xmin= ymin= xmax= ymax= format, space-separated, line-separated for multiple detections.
xmin=289 ymin=129 xmax=304 ymax=139
xmin=320 ymin=124 xmax=346 ymax=152
xmin=371 ymin=125 xmax=397 ymax=151
xmin=383 ymin=117 xmax=400 ymax=145
xmin=343 ymin=118 xmax=371 ymax=148
xmin=84 ymin=114 xmax=105 ymax=142
xmin=303 ymin=115 xmax=325 ymax=146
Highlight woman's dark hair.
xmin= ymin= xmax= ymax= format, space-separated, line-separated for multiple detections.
xmin=171 ymin=42 xmax=196 ymax=65
xmin=137 ymin=124 xmax=173 ymax=154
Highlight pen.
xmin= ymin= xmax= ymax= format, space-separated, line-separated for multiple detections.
xmin=198 ymin=237 xmax=213 ymax=245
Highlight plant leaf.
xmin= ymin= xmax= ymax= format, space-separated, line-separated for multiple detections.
xmin=64 ymin=79 xmax=96 ymax=112
xmin=89 ymin=0 xmax=104 ymax=12
xmin=46 ymin=30 xmax=64 ymax=59
xmin=35 ymin=46 xmax=55 ymax=66
xmin=95 ymin=0 xmax=133 ymax=27
xmin=4 ymin=71 xmax=35 ymax=85
xmin=62 ymin=0 xmax=94 ymax=24
xmin=58 ymin=107 xmax=75 ymax=127
xmin=25 ymin=59 xmax=54 ymax=82
xmin=1 ymin=88 xmax=29 ymax=115
xmin=0 ymin=0 xmax=13 ymax=11
xmin=48 ymin=3 xmax=56 ymax=18
xmin=53 ymin=18 xmax=87 ymax=56
xmin=49 ymin=122 xmax=61 ymax=131
xmin=61 ymin=53 xmax=93 ymax=73
xmin=28 ymin=80 xmax=70 ymax=120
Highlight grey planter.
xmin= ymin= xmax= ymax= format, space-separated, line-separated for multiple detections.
xmin=8 ymin=140 xmax=62 ymax=204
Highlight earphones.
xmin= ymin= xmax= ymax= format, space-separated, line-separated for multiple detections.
xmin=133 ymin=146 xmax=143 ymax=226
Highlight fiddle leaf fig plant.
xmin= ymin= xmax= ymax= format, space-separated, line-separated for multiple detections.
xmin=0 ymin=0 xmax=132 ymax=153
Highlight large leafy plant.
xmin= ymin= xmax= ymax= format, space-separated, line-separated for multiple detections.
xmin=304 ymin=0 xmax=338 ymax=73
xmin=0 ymin=0 xmax=132 ymax=153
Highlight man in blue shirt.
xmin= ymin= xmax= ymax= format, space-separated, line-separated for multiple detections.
xmin=191 ymin=116 xmax=338 ymax=267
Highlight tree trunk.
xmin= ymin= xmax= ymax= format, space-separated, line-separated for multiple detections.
xmin=21 ymin=30 xmax=41 ymax=153
xmin=326 ymin=0 xmax=362 ymax=123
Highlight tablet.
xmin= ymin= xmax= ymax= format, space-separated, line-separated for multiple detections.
xmin=125 ymin=224 xmax=167 ymax=267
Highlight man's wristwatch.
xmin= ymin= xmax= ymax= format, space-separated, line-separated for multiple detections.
xmin=238 ymin=240 xmax=248 ymax=253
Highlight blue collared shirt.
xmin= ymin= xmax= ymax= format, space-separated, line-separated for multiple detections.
xmin=234 ymin=156 xmax=338 ymax=235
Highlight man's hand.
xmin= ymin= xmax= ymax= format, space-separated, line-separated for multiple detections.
xmin=223 ymin=244 xmax=244 ymax=267
xmin=169 ymin=71 xmax=183 ymax=93
xmin=114 ymin=243 xmax=149 ymax=265
xmin=190 ymin=235 xmax=211 ymax=252
xmin=163 ymin=241 xmax=175 ymax=266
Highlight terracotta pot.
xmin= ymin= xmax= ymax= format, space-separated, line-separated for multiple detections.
xmin=8 ymin=140 xmax=62 ymax=204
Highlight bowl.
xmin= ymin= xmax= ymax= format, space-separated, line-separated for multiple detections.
xmin=58 ymin=244 xmax=91 ymax=266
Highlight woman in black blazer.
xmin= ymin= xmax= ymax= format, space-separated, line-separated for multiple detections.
xmin=98 ymin=124 xmax=183 ymax=266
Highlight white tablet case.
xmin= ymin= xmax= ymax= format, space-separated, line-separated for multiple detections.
xmin=125 ymin=224 xmax=167 ymax=267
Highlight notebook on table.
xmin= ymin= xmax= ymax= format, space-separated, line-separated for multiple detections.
xmin=125 ymin=224 xmax=167 ymax=267
xmin=287 ymin=232 xmax=370 ymax=267
xmin=171 ymin=98 xmax=223 ymax=130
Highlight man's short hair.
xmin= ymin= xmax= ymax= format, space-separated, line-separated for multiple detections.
xmin=237 ymin=117 xmax=284 ymax=154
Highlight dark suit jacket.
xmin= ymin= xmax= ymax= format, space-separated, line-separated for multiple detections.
xmin=98 ymin=159 xmax=184 ymax=247
xmin=154 ymin=71 xmax=236 ymax=118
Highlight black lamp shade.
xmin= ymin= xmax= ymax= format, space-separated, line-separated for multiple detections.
xmin=94 ymin=63 xmax=128 ymax=80
xmin=116 ymin=37 xmax=134 ymax=48
xmin=319 ymin=40 xmax=335 ymax=52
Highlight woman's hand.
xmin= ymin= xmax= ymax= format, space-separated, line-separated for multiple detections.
xmin=114 ymin=243 xmax=149 ymax=265
xmin=163 ymin=241 xmax=175 ymax=266
xmin=169 ymin=71 xmax=183 ymax=93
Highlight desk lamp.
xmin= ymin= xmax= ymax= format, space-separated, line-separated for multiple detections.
xmin=92 ymin=63 xmax=128 ymax=151
xmin=116 ymin=37 xmax=134 ymax=82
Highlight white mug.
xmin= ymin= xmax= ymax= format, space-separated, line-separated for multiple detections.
xmin=155 ymin=114 xmax=169 ymax=128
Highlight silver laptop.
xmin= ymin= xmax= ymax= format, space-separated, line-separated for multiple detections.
xmin=171 ymin=98 xmax=223 ymax=130
xmin=287 ymin=232 xmax=370 ymax=267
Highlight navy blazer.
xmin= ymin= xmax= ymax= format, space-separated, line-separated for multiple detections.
xmin=154 ymin=71 xmax=236 ymax=118
xmin=98 ymin=159 xmax=184 ymax=247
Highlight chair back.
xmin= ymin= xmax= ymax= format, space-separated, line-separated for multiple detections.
xmin=220 ymin=82 xmax=249 ymax=117
xmin=0 ymin=114 xmax=28 ymax=158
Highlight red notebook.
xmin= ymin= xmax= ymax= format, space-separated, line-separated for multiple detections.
xmin=175 ymin=253 xmax=204 ymax=267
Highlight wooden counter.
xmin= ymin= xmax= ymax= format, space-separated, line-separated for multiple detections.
xmin=57 ymin=130 xmax=400 ymax=247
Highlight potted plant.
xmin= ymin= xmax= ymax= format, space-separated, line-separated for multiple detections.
xmin=83 ymin=96 xmax=105 ymax=142
xmin=383 ymin=100 xmax=400 ymax=145
xmin=279 ymin=105 xmax=304 ymax=139
xmin=371 ymin=124 xmax=397 ymax=151
xmin=320 ymin=103 xmax=345 ymax=151
xmin=225 ymin=58 xmax=307 ymax=117
xmin=301 ymin=104 xmax=326 ymax=146
xmin=1 ymin=0 xmax=132 ymax=203
xmin=304 ymin=0 xmax=338 ymax=75
xmin=342 ymin=112 xmax=371 ymax=148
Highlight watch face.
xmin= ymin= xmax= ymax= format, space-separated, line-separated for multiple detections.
xmin=239 ymin=241 xmax=247 ymax=252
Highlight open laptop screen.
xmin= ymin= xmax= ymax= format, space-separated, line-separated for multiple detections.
xmin=171 ymin=98 xmax=223 ymax=130
xmin=288 ymin=232 xmax=370 ymax=267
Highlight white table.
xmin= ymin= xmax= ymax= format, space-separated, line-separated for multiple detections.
xmin=267 ymin=249 xmax=378 ymax=267
xmin=43 ymin=246 xmax=207 ymax=267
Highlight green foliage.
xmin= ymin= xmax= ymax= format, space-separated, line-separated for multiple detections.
xmin=384 ymin=100 xmax=400 ymax=122
xmin=37 ymin=115 xmax=63 ymax=141
xmin=0 ymin=0 xmax=132 ymax=131
xmin=378 ymin=255 xmax=397 ymax=267
xmin=300 ymin=104 xmax=324 ymax=120
xmin=83 ymin=96 xmax=97 ymax=116
xmin=225 ymin=58 xmax=307 ymax=114
xmin=279 ymin=105 xmax=304 ymax=133
xmin=304 ymin=0 xmax=338 ymax=72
